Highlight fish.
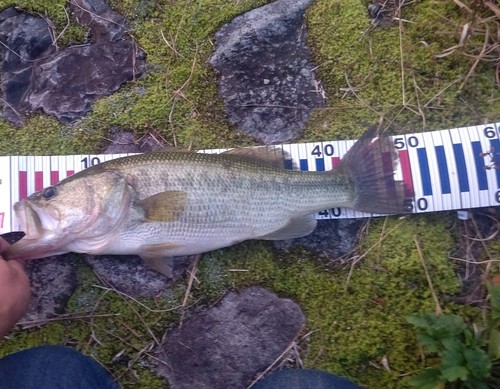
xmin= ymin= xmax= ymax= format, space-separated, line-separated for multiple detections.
xmin=2 ymin=128 xmax=413 ymax=275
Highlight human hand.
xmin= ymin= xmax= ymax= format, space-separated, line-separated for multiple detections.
xmin=0 ymin=237 xmax=31 ymax=338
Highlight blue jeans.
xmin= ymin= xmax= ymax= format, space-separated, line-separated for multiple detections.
xmin=0 ymin=345 xmax=119 ymax=389
xmin=0 ymin=346 xmax=361 ymax=388
xmin=254 ymin=369 xmax=363 ymax=389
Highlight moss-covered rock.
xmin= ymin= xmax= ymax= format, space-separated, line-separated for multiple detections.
xmin=0 ymin=0 xmax=497 ymax=388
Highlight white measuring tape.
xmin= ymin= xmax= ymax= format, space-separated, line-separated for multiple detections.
xmin=0 ymin=123 xmax=499 ymax=234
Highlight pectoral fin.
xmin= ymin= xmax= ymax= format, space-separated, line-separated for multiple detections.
xmin=259 ymin=214 xmax=317 ymax=240
xmin=140 ymin=191 xmax=187 ymax=222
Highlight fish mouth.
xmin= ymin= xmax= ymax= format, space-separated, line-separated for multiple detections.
xmin=2 ymin=201 xmax=62 ymax=260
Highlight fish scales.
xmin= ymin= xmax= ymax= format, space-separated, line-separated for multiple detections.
xmin=3 ymin=128 xmax=413 ymax=274
xmin=100 ymin=151 xmax=352 ymax=256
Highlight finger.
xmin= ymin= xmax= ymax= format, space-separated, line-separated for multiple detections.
xmin=0 ymin=237 xmax=10 ymax=252
xmin=8 ymin=258 xmax=27 ymax=272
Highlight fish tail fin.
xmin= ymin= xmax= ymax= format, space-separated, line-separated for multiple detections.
xmin=335 ymin=127 xmax=413 ymax=214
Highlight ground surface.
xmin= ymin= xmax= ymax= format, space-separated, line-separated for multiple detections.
xmin=0 ymin=1 xmax=499 ymax=388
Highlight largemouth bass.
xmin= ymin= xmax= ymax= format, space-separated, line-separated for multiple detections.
xmin=3 ymin=129 xmax=412 ymax=275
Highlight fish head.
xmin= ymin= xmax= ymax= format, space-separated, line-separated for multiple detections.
xmin=3 ymin=169 xmax=132 ymax=260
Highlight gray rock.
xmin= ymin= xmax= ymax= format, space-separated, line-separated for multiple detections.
xmin=155 ymin=286 xmax=305 ymax=389
xmin=209 ymin=0 xmax=324 ymax=144
xmin=101 ymin=132 xmax=140 ymax=154
xmin=22 ymin=256 xmax=78 ymax=325
xmin=101 ymin=131 xmax=166 ymax=154
xmin=0 ymin=0 xmax=146 ymax=125
xmin=275 ymin=219 xmax=364 ymax=260
xmin=85 ymin=254 xmax=196 ymax=298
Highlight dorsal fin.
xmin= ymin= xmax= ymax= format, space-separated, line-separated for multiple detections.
xmin=222 ymin=146 xmax=290 ymax=168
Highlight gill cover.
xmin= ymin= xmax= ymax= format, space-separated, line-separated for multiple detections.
xmin=3 ymin=170 xmax=132 ymax=260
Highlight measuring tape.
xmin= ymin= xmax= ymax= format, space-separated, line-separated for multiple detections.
xmin=0 ymin=123 xmax=499 ymax=234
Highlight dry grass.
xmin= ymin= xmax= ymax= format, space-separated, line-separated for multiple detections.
xmin=414 ymin=235 xmax=443 ymax=315
xmin=247 ymin=331 xmax=312 ymax=388
xmin=343 ymin=216 xmax=408 ymax=291
xmin=437 ymin=1 xmax=500 ymax=89
xmin=366 ymin=0 xmax=499 ymax=130
xmin=446 ymin=209 xmax=500 ymax=310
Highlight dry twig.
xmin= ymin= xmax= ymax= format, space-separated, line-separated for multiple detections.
xmin=414 ymin=235 xmax=442 ymax=315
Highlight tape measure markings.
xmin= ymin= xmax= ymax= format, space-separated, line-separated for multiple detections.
xmin=423 ymin=131 xmax=440 ymax=211
xmin=397 ymin=149 xmax=413 ymax=198
xmin=432 ymin=131 xmax=450 ymax=210
xmin=480 ymin=125 xmax=500 ymax=204
xmin=282 ymin=142 xmax=294 ymax=170
xmin=439 ymin=129 xmax=461 ymax=210
xmin=476 ymin=126 xmax=495 ymax=207
xmin=296 ymin=142 xmax=307 ymax=171
xmin=429 ymin=130 xmax=449 ymax=211
xmin=469 ymin=127 xmax=489 ymax=209
xmin=430 ymin=131 xmax=446 ymax=210
xmin=436 ymin=131 xmax=451 ymax=206
xmin=450 ymin=129 xmax=470 ymax=208
xmin=470 ymin=125 xmax=490 ymax=206
xmin=493 ymin=137 xmax=500 ymax=187
xmin=0 ymin=156 xmax=11 ymax=232
xmin=404 ymin=132 xmax=427 ymax=213
xmin=50 ymin=156 xmax=59 ymax=185
xmin=461 ymin=127 xmax=482 ymax=208
xmin=473 ymin=124 xmax=498 ymax=204
xmin=1 ymin=123 xmax=499 ymax=233
xmin=305 ymin=141 xmax=318 ymax=171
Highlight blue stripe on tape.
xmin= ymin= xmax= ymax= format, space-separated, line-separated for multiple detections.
xmin=315 ymin=158 xmax=325 ymax=171
xmin=417 ymin=148 xmax=432 ymax=196
xmin=471 ymin=141 xmax=488 ymax=190
xmin=453 ymin=143 xmax=469 ymax=192
xmin=284 ymin=159 xmax=293 ymax=170
xmin=299 ymin=159 xmax=308 ymax=171
xmin=490 ymin=139 xmax=500 ymax=188
xmin=435 ymin=145 xmax=451 ymax=194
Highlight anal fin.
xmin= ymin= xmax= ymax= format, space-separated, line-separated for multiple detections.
xmin=139 ymin=242 xmax=184 ymax=277
xmin=141 ymin=255 xmax=175 ymax=277
xmin=259 ymin=214 xmax=317 ymax=240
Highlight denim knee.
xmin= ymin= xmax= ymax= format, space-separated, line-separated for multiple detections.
xmin=0 ymin=345 xmax=119 ymax=389
xmin=253 ymin=368 xmax=363 ymax=389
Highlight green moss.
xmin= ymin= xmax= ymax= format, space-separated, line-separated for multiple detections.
xmin=0 ymin=0 xmax=270 ymax=154
xmin=0 ymin=0 xmax=87 ymax=45
xmin=0 ymin=1 xmax=497 ymax=388
xmin=193 ymin=215 xmax=478 ymax=388
xmin=0 ymin=258 xmax=182 ymax=388
xmin=491 ymin=239 xmax=500 ymax=275
xmin=195 ymin=241 xmax=279 ymax=300
xmin=75 ymin=0 xmax=273 ymax=149
xmin=304 ymin=0 xmax=500 ymax=140
xmin=0 ymin=215 xmax=487 ymax=388
xmin=0 ymin=115 xmax=106 ymax=155
xmin=267 ymin=215 xmax=471 ymax=388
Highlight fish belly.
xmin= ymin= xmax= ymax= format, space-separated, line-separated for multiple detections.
xmin=105 ymin=188 xmax=294 ymax=256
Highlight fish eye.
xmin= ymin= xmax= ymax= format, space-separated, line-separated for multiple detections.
xmin=42 ymin=186 xmax=57 ymax=200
